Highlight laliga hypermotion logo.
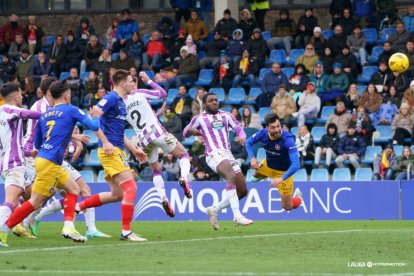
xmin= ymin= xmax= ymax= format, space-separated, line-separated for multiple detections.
xmin=133 ymin=187 xmax=163 ymax=220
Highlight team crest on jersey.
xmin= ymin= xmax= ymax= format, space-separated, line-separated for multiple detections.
xmin=78 ymin=109 xmax=85 ymax=115
xmin=99 ymin=99 xmax=107 ymax=106
xmin=211 ymin=119 xmax=224 ymax=130
xmin=275 ymin=144 xmax=281 ymax=150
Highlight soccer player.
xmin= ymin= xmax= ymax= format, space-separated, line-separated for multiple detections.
xmin=0 ymin=83 xmax=42 ymax=238
xmin=0 ymin=80 xmax=102 ymax=247
xmin=124 ymin=72 xmax=192 ymax=218
xmin=183 ymin=92 xmax=253 ymax=230
xmin=246 ymin=113 xmax=302 ymax=211
xmin=75 ymin=69 xmax=148 ymax=242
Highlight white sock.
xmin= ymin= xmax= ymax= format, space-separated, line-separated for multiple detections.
xmin=35 ymin=199 xmax=63 ymax=221
xmin=22 ymin=209 xmax=39 ymax=227
xmin=122 ymin=230 xmax=131 ymax=236
xmin=0 ymin=205 xmax=12 ymax=227
xmin=179 ymin=157 xmax=191 ymax=179
xmin=64 ymin=220 xmax=74 ymax=228
xmin=153 ymin=174 xmax=167 ymax=200
xmin=214 ymin=198 xmax=230 ymax=214
xmin=226 ymin=188 xmax=241 ymax=218
xmin=84 ymin=208 xmax=97 ymax=232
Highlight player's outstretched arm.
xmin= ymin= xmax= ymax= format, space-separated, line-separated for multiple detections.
xmin=281 ymin=149 xmax=301 ymax=181
xmin=183 ymin=115 xmax=201 ymax=137
xmin=134 ymin=71 xmax=167 ymax=99
xmin=124 ymin=136 xmax=147 ymax=163
xmin=19 ymin=109 xmax=42 ymax=120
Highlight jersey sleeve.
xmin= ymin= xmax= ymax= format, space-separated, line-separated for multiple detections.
xmin=225 ymin=112 xmax=246 ymax=139
xmin=70 ymin=106 xmax=100 ymax=131
xmin=96 ymin=94 xmax=114 ymax=113
xmin=132 ymin=81 xmax=167 ymax=100
xmin=183 ymin=115 xmax=201 ymax=137
xmin=282 ymin=135 xmax=300 ymax=180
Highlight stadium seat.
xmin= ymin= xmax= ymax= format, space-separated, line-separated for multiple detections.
xmin=373 ymin=125 xmax=392 ymax=144
xmin=369 ymin=46 xmax=384 ymax=64
xmin=322 ymin=29 xmax=334 ymax=40
xmin=310 ymin=168 xmax=329 ymax=181
xmin=285 ymin=48 xmax=304 ymax=66
xmin=142 ymin=70 xmax=155 ymax=80
xmin=182 ymin=136 xmax=195 ymax=147
xmin=59 ymin=71 xmax=70 ymax=80
xmin=83 ymin=129 xmax=98 ymax=147
xmin=378 ymin=27 xmax=396 ymax=43
xmin=244 ymin=127 xmax=260 ymax=138
xmin=224 ymin=88 xmax=245 ymax=105
xmin=209 ymin=88 xmax=225 ymax=102
xmin=317 ymin=106 xmax=335 ymax=124
xmin=84 ymin=149 xmax=101 ymax=167
xmin=357 ymin=66 xmax=378 ymax=83
xmin=268 ymin=49 xmax=286 ymax=65
xmin=393 ymin=145 xmax=403 ymax=156
xmin=79 ymin=170 xmax=95 ymax=183
xmin=111 ymin=53 xmax=120 ymax=61
xmin=221 ymin=106 xmax=232 ymax=113
xmin=293 ymin=168 xmax=307 ymax=181
xmin=44 ymin=35 xmax=56 ymax=47
xmin=258 ymin=107 xmax=270 ymax=124
xmin=361 ymin=146 xmax=382 ymax=164
xmin=124 ymin=128 xmax=135 ymax=140
xmin=195 ymin=69 xmax=213 ymax=86
xmin=290 ymin=126 xmax=298 ymax=136
xmin=166 ymin=88 xmax=179 ymax=105
xmin=198 ymin=50 xmax=206 ymax=60
xmin=206 ymin=32 xmax=214 ymax=43
xmin=238 ymin=106 xmax=255 ymax=116
xmin=246 ymin=169 xmax=256 ymax=181
xmin=311 ymin=126 xmax=326 ymax=144
xmin=281 ymin=67 xmax=294 ymax=79
xmin=257 ymin=68 xmax=271 ymax=85
xmin=97 ymin=170 xmax=105 ymax=182
xmin=357 ymin=85 xmax=367 ymax=95
xmin=354 ymin=167 xmax=373 ymax=181
xmin=332 ymin=168 xmax=351 ymax=181
xmin=411 ymin=145 xmax=414 ymax=153
xmin=80 ymin=71 xmax=90 ymax=84
xmin=256 ymin=148 xmax=266 ymax=162
xmin=362 ymin=28 xmax=378 ymax=44
xmin=245 ymin=87 xmax=262 ymax=104
xmin=143 ymin=33 xmax=151 ymax=45
xmin=0 ymin=176 xmax=4 ymax=184
xmin=261 ymin=31 xmax=271 ymax=41
xmin=188 ymin=88 xmax=197 ymax=99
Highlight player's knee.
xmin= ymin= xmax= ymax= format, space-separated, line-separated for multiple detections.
xmin=120 ymin=179 xmax=137 ymax=203
xmin=80 ymin=185 xmax=91 ymax=196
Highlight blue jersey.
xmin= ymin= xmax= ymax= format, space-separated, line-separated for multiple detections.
xmin=35 ymin=104 xmax=100 ymax=165
xmin=96 ymin=91 xmax=127 ymax=150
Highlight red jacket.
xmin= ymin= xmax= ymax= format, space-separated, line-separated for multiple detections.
xmin=146 ymin=39 xmax=166 ymax=59
xmin=0 ymin=23 xmax=23 ymax=47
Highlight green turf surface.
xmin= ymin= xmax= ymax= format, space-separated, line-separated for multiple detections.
xmin=0 ymin=221 xmax=413 ymax=275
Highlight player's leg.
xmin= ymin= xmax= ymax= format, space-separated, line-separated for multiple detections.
xmin=169 ymin=140 xmax=192 ymax=199
xmin=276 ymin=172 xmax=302 ymax=211
xmin=150 ymin=161 xmax=175 ymax=218
xmin=235 ymin=171 xmax=248 ymax=200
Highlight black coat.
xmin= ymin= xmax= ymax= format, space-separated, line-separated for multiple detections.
xmin=335 ymin=52 xmax=358 ymax=80
xmin=327 ymin=34 xmax=347 ymax=57
xmin=65 ymin=40 xmax=83 ymax=67
xmin=319 ymin=133 xmax=340 ymax=154
xmin=0 ymin=61 xmax=16 ymax=83
xmin=247 ymin=36 xmax=267 ymax=64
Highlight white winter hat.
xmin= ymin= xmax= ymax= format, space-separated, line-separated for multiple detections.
xmin=314 ymin=26 xmax=322 ymax=33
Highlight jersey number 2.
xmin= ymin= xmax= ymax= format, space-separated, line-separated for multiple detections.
xmin=46 ymin=120 xmax=56 ymax=141
xmin=130 ymin=110 xmax=146 ymax=130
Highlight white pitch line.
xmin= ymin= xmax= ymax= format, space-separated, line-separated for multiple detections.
xmin=0 ymin=229 xmax=361 ymax=255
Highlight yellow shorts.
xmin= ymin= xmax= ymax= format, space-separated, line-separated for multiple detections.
xmin=32 ymin=158 xmax=70 ymax=197
xmin=98 ymin=147 xmax=130 ymax=180
xmin=255 ymin=159 xmax=294 ymax=196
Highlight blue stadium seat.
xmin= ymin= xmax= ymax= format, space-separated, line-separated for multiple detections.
xmin=59 ymin=71 xmax=70 ymax=80
xmin=411 ymin=145 xmax=414 ymax=153
xmin=142 ymin=70 xmax=155 ymax=80
xmin=206 ymin=32 xmax=214 ymax=43
xmin=311 ymin=126 xmax=326 ymax=144
xmin=79 ymin=170 xmax=95 ymax=183
xmin=195 ymin=69 xmax=213 ymax=86
xmin=0 ymin=176 xmax=4 ymax=184
xmin=143 ymin=33 xmax=151 ymax=45
xmin=224 ymin=88 xmax=245 ymax=105
xmin=84 ymin=149 xmax=101 ymax=167
xmin=310 ymin=168 xmax=329 ymax=181
xmin=332 ymin=168 xmax=351 ymax=181
xmin=111 ymin=53 xmax=120 ymax=61
xmin=245 ymin=87 xmax=262 ymax=104
xmin=257 ymin=68 xmax=271 ymax=85
xmin=393 ymin=145 xmax=403 ymax=156
xmin=293 ymin=168 xmax=307 ymax=181
xmin=124 ymin=128 xmax=135 ymax=140
xmin=167 ymin=88 xmax=179 ymax=105
xmin=97 ymin=170 xmax=105 ymax=182
xmin=45 ymin=35 xmax=56 ymax=47
xmin=83 ymin=129 xmax=99 ymax=147
xmin=261 ymin=31 xmax=271 ymax=41
xmin=378 ymin=28 xmax=396 ymax=43
xmin=246 ymin=169 xmax=256 ymax=181
xmin=182 ymin=136 xmax=195 ymax=147
xmin=221 ymin=107 xmax=232 ymax=113
xmin=258 ymin=107 xmax=270 ymax=124
xmin=322 ymin=29 xmax=334 ymax=40
xmin=188 ymin=88 xmax=197 ymax=99
xmin=357 ymin=85 xmax=367 ymax=95
xmin=374 ymin=125 xmax=392 ymax=144
xmin=244 ymin=127 xmax=260 ymax=138
xmin=357 ymin=66 xmax=378 ymax=83
xmin=268 ymin=49 xmax=286 ymax=65
xmin=354 ymin=168 xmax=373 ymax=181
xmin=317 ymin=106 xmax=335 ymax=124
xmin=369 ymin=46 xmax=384 ymax=64
xmin=285 ymin=48 xmax=304 ymax=66
xmin=209 ymin=88 xmax=225 ymax=102
xmin=362 ymin=28 xmax=378 ymax=44
xmin=198 ymin=50 xmax=206 ymax=60
xmin=256 ymin=148 xmax=266 ymax=162
xmin=80 ymin=71 xmax=90 ymax=84
xmin=362 ymin=146 xmax=382 ymax=164
xmin=290 ymin=126 xmax=298 ymax=136
xmin=281 ymin=67 xmax=294 ymax=79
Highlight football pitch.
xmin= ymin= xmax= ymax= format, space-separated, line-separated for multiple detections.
xmin=0 ymin=221 xmax=413 ymax=275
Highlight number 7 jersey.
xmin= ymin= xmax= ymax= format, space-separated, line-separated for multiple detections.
xmin=124 ymin=81 xmax=167 ymax=148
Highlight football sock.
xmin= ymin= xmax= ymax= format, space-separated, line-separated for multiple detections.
xmin=81 ymin=196 xmax=97 ymax=232
xmin=214 ymin=198 xmax=230 ymax=214
xmin=121 ymin=204 xmax=134 ymax=232
xmin=292 ymin=197 xmax=302 ymax=209
xmin=179 ymin=154 xmax=191 ymax=178
xmin=6 ymin=201 xmax=35 ymax=230
xmin=0 ymin=202 xmax=14 ymax=227
xmin=153 ymin=171 xmax=167 ymax=200
xmin=77 ymin=194 xmax=103 ymax=211
xmin=35 ymin=198 xmax=64 ymax=221
xmin=63 ymin=193 xmax=78 ymax=222
xmin=226 ymin=184 xmax=241 ymax=218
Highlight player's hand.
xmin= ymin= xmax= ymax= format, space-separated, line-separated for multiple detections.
xmin=133 ymin=148 xmax=147 ymax=163
xmin=270 ymin=177 xmax=283 ymax=188
xmin=73 ymin=134 xmax=90 ymax=145
xmin=29 ymin=150 xmax=38 ymax=158
xmin=342 ymin=154 xmax=348 ymax=159
xmin=234 ymin=136 xmax=245 ymax=146
xmin=139 ymin=71 xmax=150 ymax=83
xmin=250 ymin=157 xmax=259 ymax=170
xmin=188 ymin=127 xmax=202 ymax=136
xmin=72 ymin=144 xmax=83 ymax=162
xmin=103 ymin=141 xmax=114 ymax=155
xmin=89 ymin=106 xmax=104 ymax=118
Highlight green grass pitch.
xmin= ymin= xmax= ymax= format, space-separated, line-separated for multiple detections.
xmin=0 ymin=221 xmax=413 ymax=275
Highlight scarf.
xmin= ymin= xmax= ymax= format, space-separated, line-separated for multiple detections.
xmin=239 ymin=57 xmax=249 ymax=74
xmin=356 ymin=112 xmax=363 ymax=132
xmin=219 ymin=63 xmax=228 ymax=82
xmin=380 ymin=152 xmax=393 ymax=177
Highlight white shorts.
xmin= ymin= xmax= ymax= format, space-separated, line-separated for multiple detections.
xmin=24 ymin=158 xmax=81 ymax=185
xmin=145 ymin=133 xmax=178 ymax=164
xmin=62 ymin=160 xmax=82 ymax=181
xmin=206 ymin=149 xmax=241 ymax=174
xmin=2 ymin=166 xmax=29 ymax=190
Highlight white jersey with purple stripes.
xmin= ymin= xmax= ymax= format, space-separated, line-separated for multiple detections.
xmin=124 ymin=81 xmax=167 ymax=148
xmin=23 ymin=97 xmax=50 ymax=155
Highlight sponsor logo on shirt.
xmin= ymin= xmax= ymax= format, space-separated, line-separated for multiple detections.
xmin=211 ymin=119 xmax=224 ymax=130
xmin=99 ymin=99 xmax=107 ymax=106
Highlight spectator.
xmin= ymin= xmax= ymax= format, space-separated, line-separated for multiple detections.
xmin=261 ymin=62 xmax=288 ymax=94
xmin=314 ymin=123 xmax=339 ymax=168
xmin=309 ymin=27 xmax=326 ymax=57
xmin=211 ymin=51 xmax=233 ymax=93
xmin=344 ymin=84 xmax=361 ymax=110
xmin=383 ymin=84 xmax=401 ymax=109
xmin=395 ymin=146 xmax=414 ymax=180
xmin=30 ymin=51 xmax=50 ymax=86
xmin=84 ymin=70 xmax=100 ymax=104
xmin=66 ymin=67 xmax=83 ymax=107
xmin=295 ymin=7 xmax=318 ymax=49
xmin=231 ymin=107 xmax=242 ymax=123
xmin=163 ymin=106 xmax=184 ymax=142
xmin=184 ymin=11 xmax=209 ymax=50
xmin=329 ymin=0 xmax=352 ymax=28
xmin=402 ymin=80 xmax=414 ymax=111
xmin=114 ymin=9 xmax=139 ymax=52
xmin=296 ymin=125 xmax=315 ymax=166
xmin=170 ymin=29 xmax=187 ymax=62
xmin=8 ymin=33 xmax=28 ymax=62
xmin=376 ymin=0 xmax=398 ymax=25
xmin=63 ymin=30 xmax=83 ymax=72
xmin=391 ymin=103 xmax=414 ymax=145
xmin=191 ymin=86 xmax=206 ymax=116
xmin=232 ymin=49 xmax=259 ymax=88
xmin=247 ymin=28 xmax=267 ymax=66
xmin=335 ymin=123 xmax=366 ymax=169
xmin=76 ymin=16 xmax=95 ymax=48
xmin=193 ymin=168 xmax=210 ymax=181
xmin=338 ymin=8 xmax=356 ymax=36
xmin=241 ymin=106 xmax=262 ymax=129
xmin=23 ymin=16 xmax=44 ymax=55
xmin=157 ymin=16 xmax=179 ymax=49
xmin=239 ymin=9 xmax=258 ymax=41
xmin=47 ymin=34 xmax=66 ymax=77
xmin=227 ymin=29 xmax=247 ymax=64
xmin=170 ymin=0 xmax=192 ymax=24
xmin=320 ymin=47 xmax=335 ymax=75
xmin=165 ymin=46 xmax=200 ymax=90
xmin=0 ymin=54 xmax=16 ymax=83
xmin=267 ymin=9 xmax=296 ymax=59
xmin=214 ymin=9 xmax=238 ymax=39
xmin=271 ymin=84 xmax=296 ymax=128
xmin=90 ymin=85 xmax=107 ymax=106
xmin=335 ymin=45 xmax=358 ymax=80
xmin=0 ymin=14 xmax=23 ymax=53
xmin=105 ymin=18 xmax=119 ymax=51
xmin=80 ymin=35 xmax=102 ymax=74
xmin=327 ymin=25 xmax=347 ymax=57
xmin=326 ymin=101 xmax=352 ymax=137
xmin=16 ymin=48 xmax=34 ymax=82
xmin=249 ymin=0 xmax=269 ymax=31
xmin=95 ymin=49 xmax=112 ymax=87
xmin=388 ymin=22 xmax=411 ymax=52
xmin=287 ymin=64 xmax=309 ymax=95
xmin=161 ymin=153 xmax=180 ymax=181
xmin=392 ymin=71 xmax=409 ymax=97
xmin=171 ymin=85 xmax=193 ymax=125
xmin=353 ymin=0 xmax=376 ymax=28
xmin=191 ymin=0 xmax=213 ymax=28
xmin=370 ymin=60 xmax=393 ymax=97
xmin=401 ymin=39 xmax=414 ymax=79
xmin=293 ymin=81 xmax=321 ymax=127
xmin=323 ymin=63 xmax=350 ymax=105
xmin=200 ymin=32 xmax=227 ymax=68
xmin=358 ymin=83 xmax=382 ymax=123
xmin=142 ymin=31 xmax=166 ymax=71
xmin=350 ymin=105 xmax=374 ymax=143
xmin=295 ymin=43 xmax=319 ymax=75
xmin=185 ymin=34 xmax=197 ymax=54
xmin=310 ymin=61 xmax=329 ymax=96
xmin=112 ymin=48 xmax=135 ymax=71
xmin=402 ymin=6 xmax=414 ymax=33
xmin=347 ymin=25 xmax=368 ymax=66
xmin=22 ymin=75 xmax=37 ymax=108
xmin=230 ymin=135 xmax=248 ymax=168
xmin=378 ymin=41 xmax=394 ymax=64
xmin=372 ymin=143 xmax=397 ymax=180
xmin=126 ymin=31 xmax=144 ymax=70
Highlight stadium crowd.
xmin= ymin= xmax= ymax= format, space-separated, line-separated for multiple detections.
xmin=0 ymin=0 xmax=414 ymax=181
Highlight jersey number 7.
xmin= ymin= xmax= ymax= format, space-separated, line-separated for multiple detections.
xmin=46 ymin=120 xmax=56 ymax=142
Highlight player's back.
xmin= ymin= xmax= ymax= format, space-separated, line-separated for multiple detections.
xmin=23 ymin=97 xmax=50 ymax=153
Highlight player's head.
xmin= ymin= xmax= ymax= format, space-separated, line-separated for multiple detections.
xmin=0 ymin=83 xmax=22 ymax=106
xmin=50 ymin=80 xmax=71 ymax=103
xmin=40 ymin=76 xmax=58 ymax=96
xmin=202 ymin=92 xmax=219 ymax=114
xmin=112 ymin=69 xmax=134 ymax=94
xmin=264 ymin=113 xmax=282 ymax=139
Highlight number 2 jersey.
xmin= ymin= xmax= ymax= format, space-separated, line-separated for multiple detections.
xmin=124 ymin=81 xmax=167 ymax=148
